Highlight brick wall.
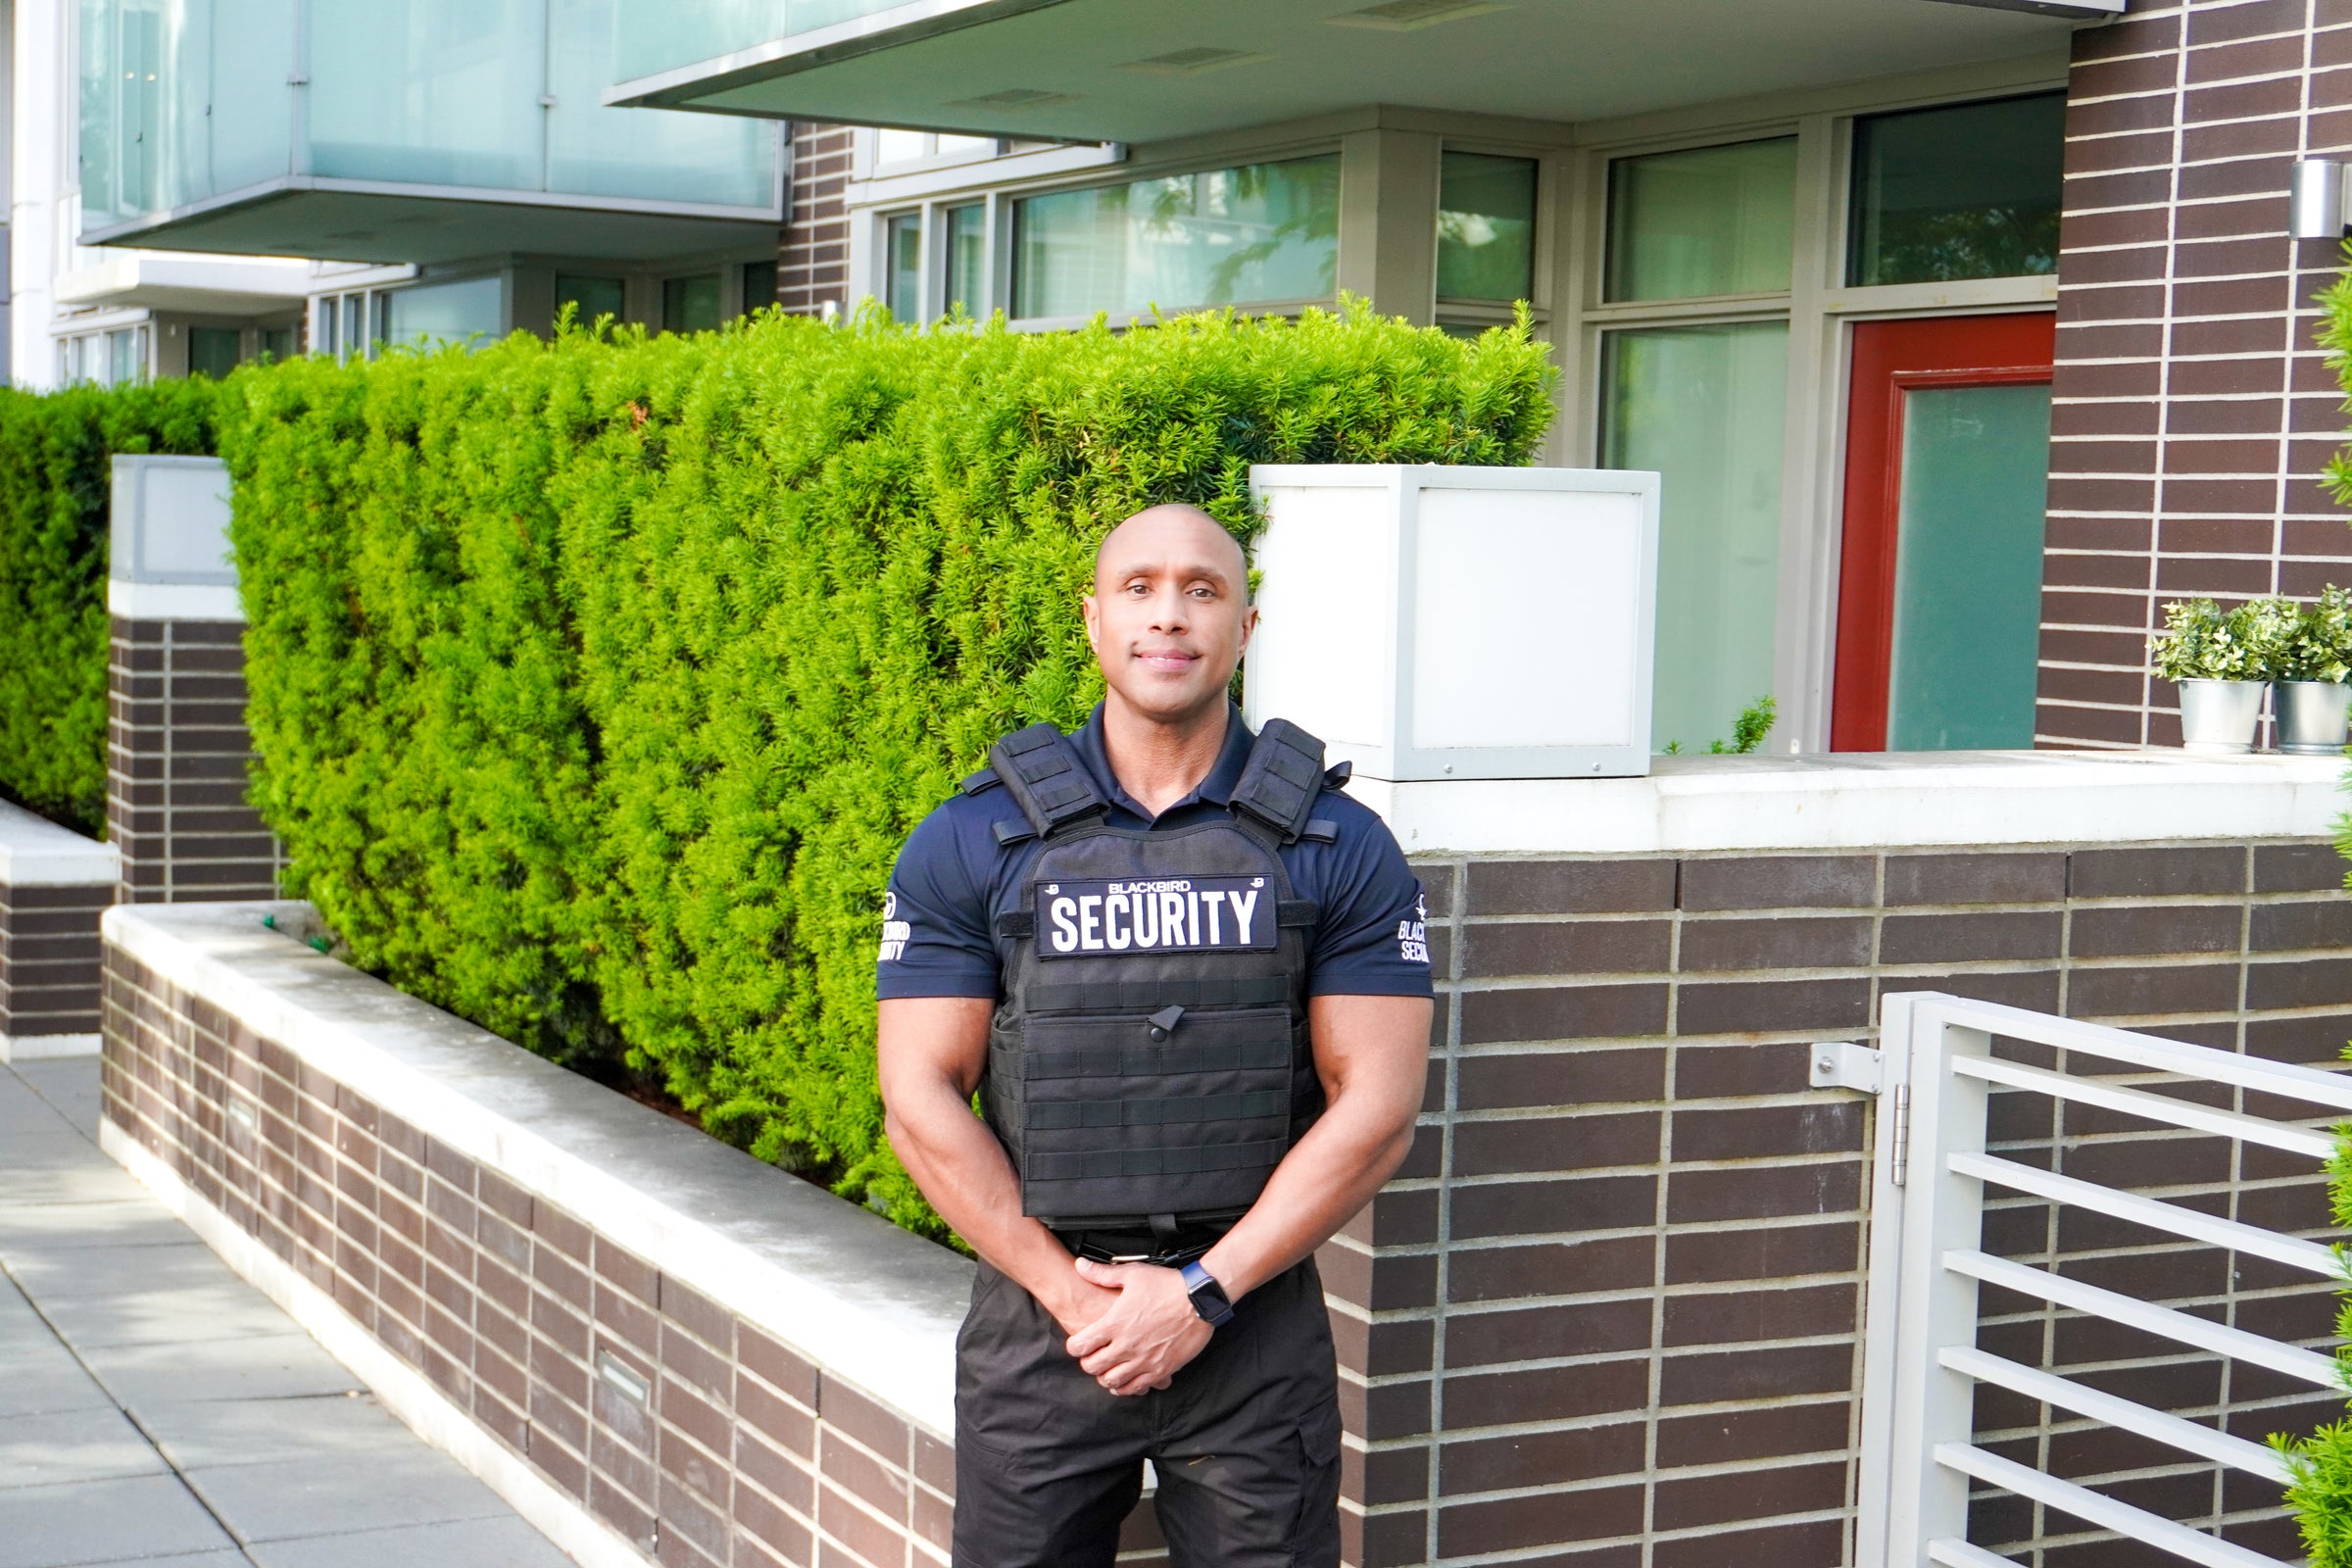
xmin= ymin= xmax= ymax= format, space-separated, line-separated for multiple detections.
xmin=2039 ymin=0 xmax=2352 ymax=749
xmin=0 ymin=881 xmax=110 ymax=1048
xmin=99 ymin=831 xmax=2352 ymax=1568
xmin=1326 ymin=839 xmax=2352 ymax=1566
xmin=107 ymin=617 xmax=278 ymax=905
xmin=779 ymin=124 xmax=856 ymax=319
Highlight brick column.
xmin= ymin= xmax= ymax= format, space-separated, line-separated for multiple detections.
xmin=0 ymin=799 xmax=118 ymax=1061
xmin=779 ymin=122 xmax=855 ymax=319
xmin=105 ymin=456 xmax=278 ymax=905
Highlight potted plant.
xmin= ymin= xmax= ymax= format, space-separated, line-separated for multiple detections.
xmin=2274 ymin=585 xmax=2352 ymax=754
xmin=2150 ymin=598 xmax=2265 ymax=752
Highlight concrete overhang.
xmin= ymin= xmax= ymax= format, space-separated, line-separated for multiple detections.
xmin=79 ymin=180 xmax=785 ymax=269
xmin=607 ymin=0 xmax=2118 ymax=141
xmin=54 ymin=254 xmax=315 ymax=317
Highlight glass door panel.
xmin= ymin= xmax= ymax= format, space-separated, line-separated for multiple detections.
xmin=1887 ymin=383 xmax=2052 ymax=749
xmin=1601 ymin=320 xmax=1788 ymax=754
xmin=1832 ymin=313 xmax=2055 ymax=751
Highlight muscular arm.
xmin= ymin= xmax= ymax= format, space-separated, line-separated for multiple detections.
xmin=1065 ymin=992 xmax=1432 ymax=1395
xmin=876 ymin=997 xmax=1115 ymax=1336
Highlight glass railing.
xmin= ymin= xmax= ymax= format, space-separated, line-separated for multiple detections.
xmin=80 ymin=0 xmax=779 ymax=238
xmin=611 ymin=0 xmax=906 ymax=84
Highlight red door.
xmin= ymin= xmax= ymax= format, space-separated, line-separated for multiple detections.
xmin=1831 ymin=313 xmax=2057 ymax=751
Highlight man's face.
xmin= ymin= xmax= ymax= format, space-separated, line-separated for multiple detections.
xmin=1084 ymin=510 xmax=1256 ymax=724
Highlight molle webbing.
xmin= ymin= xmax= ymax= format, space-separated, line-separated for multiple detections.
xmin=1026 ymin=974 xmax=1290 ymax=1015
xmin=1025 ymin=1139 xmax=1290 ymax=1183
xmin=1026 ymin=1089 xmax=1288 ymax=1131
xmin=1230 ymin=719 xmax=1327 ymax=844
xmin=1025 ymin=1036 xmax=1291 ymax=1082
xmin=989 ymin=723 xmax=1108 ymax=838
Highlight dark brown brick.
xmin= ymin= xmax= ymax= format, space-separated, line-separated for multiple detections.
xmin=1437 ymin=1484 xmax=1645 ymax=1557
xmin=1458 ymin=984 xmax=1667 ymax=1044
xmin=1880 ymin=910 xmax=2064 ymax=964
xmin=1679 ymin=856 xmax=1873 ymax=911
xmin=1679 ymin=914 xmax=1872 ymax=971
xmin=2070 ymin=846 xmax=2247 ymax=898
xmin=2067 ymin=961 xmax=2241 ymax=1017
xmin=1465 ymin=858 xmax=1676 ymax=915
xmin=1441 ymin=1356 xmax=1650 ymax=1429
xmin=1450 ymin=1111 xmax=1659 ymax=1177
xmin=1442 ymin=1421 xmax=1646 ymax=1494
xmin=1444 ymin=1297 xmax=1652 ymax=1367
xmin=818 ymin=1378 xmax=911 ymax=1467
xmin=1671 ymin=1102 xmax=1863 ymax=1162
xmin=1446 ymin=1235 xmax=1656 ymax=1303
xmin=2070 ymin=902 xmax=2243 ymax=956
xmin=1448 ymin=1174 xmax=1657 ymax=1240
xmin=1662 ymin=1220 xmax=1859 ymax=1285
xmin=1461 ymin=918 xmax=1670 ymax=977
xmin=1456 ymin=1047 xmax=1665 ymax=1110
xmin=2254 ymin=842 xmax=2344 ymax=893
xmin=1665 ymin=1161 xmax=1862 ymax=1224
xmin=1674 ymin=978 xmax=1871 ymax=1035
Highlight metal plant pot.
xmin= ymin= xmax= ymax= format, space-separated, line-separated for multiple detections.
xmin=2276 ymin=679 xmax=2352 ymax=754
xmin=2177 ymin=678 xmax=2265 ymax=753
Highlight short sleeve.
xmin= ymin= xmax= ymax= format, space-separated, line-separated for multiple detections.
xmin=875 ymin=805 xmax=1002 ymax=1001
xmin=1303 ymin=810 xmax=1434 ymax=998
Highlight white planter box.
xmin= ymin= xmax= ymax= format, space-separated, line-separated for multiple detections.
xmin=109 ymin=454 xmax=240 ymax=621
xmin=1243 ymin=465 xmax=1659 ymax=782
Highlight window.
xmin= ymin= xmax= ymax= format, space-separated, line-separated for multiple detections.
xmin=742 ymin=260 xmax=778 ymax=314
xmin=944 ymin=204 xmax=987 ymax=318
xmin=385 ymin=275 xmax=503 ymax=348
xmin=189 ymin=327 xmax=242 ymax=379
xmin=1605 ymin=137 xmax=1797 ymax=302
xmin=57 ymin=325 xmax=151 ymax=385
xmin=1847 ymin=92 xmax=2064 ymax=286
xmin=1011 ymin=154 xmax=1340 ymax=320
xmin=259 ymin=325 xmax=297 ymax=363
xmin=662 ymin=273 xmax=721 ymax=333
xmin=1600 ymin=322 xmax=1789 ymax=753
xmin=1438 ymin=153 xmax=1537 ymax=304
xmin=885 ymin=214 xmax=923 ymax=321
xmin=558 ymin=273 xmax=626 ymax=327
xmin=876 ymin=130 xmax=999 ymax=167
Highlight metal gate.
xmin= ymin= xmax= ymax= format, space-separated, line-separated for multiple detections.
xmin=1833 ymin=991 xmax=2352 ymax=1567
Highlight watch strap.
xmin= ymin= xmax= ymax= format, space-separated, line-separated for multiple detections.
xmin=1180 ymin=1260 xmax=1235 ymax=1328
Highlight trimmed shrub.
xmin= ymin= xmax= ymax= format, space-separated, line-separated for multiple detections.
xmin=223 ymin=303 xmax=1555 ymax=1234
xmin=0 ymin=380 xmax=220 ymax=836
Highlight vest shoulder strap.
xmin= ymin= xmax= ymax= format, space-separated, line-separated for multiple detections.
xmin=1230 ymin=717 xmax=1326 ymax=846
xmin=988 ymin=722 xmax=1108 ymax=840
xmin=957 ymin=765 xmax=1002 ymax=796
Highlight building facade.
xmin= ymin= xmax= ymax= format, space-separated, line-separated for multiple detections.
xmin=598 ymin=0 xmax=2352 ymax=761
xmin=20 ymin=0 xmax=813 ymax=388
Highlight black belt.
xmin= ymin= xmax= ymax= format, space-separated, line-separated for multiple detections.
xmin=1052 ymin=1224 xmax=1229 ymax=1268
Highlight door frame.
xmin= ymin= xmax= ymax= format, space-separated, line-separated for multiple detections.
xmin=1830 ymin=311 xmax=2056 ymax=752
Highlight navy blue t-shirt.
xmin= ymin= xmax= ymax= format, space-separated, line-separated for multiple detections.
xmin=876 ymin=706 xmax=1433 ymax=1001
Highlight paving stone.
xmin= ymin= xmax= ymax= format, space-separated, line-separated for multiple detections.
xmin=188 ymin=1446 xmax=512 ymax=1543
xmin=13 ymin=1058 xmax=104 ymax=1139
xmin=137 ymin=1392 xmax=418 ymax=1471
xmin=2 ymin=1242 xmax=243 ymax=1299
xmin=0 ymin=1406 xmax=169 ymax=1490
xmin=38 ymin=1279 xmax=310 ymax=1349
xmin=0 ymin=1472 xmax=234 ymax=1567
xmin=246 ymin=1515 xmax=575 ymax=1568
xmin=0 ymin=1199 xmax=207 ymax=1250
xmin=78 ymin=1331 xmax=364 ymax=1405
xmin=0 ymin=1131 xmax=103 ymax=1171
xmin=0 ymin=1161 xmax=149 ymax=1206
xmin=0 ymin=1337 xmax=115 ymax=1419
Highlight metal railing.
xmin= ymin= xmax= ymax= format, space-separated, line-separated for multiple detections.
xmin=1837 ymin=992 xmax=2352 ymax=1568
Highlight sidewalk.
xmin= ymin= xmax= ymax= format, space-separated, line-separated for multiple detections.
xmin=0 ymin=1056 xmax=575 ymax=1568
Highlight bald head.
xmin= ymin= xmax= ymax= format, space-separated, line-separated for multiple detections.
xmin=1083 ymin=502 xmax=1257 ymax=727
xmin=1093 ymin=505 xmax=1246 ymax=597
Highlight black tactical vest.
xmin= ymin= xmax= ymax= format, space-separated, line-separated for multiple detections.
xmin=966 ymin=717 xmax=1346 ymax=1233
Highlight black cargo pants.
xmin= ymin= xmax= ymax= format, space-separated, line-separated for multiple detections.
xmin=951 ymin=1255 xmax=1342 ymax=1568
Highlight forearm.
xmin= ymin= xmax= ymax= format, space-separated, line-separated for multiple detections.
xmin=884 ymin=1087 xmax=1082 ymax=1313
xmin=1200 ymin=1088 xmax=1418 ymax=1301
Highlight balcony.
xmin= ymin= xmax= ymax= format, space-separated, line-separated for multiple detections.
xmin=604 ymin=0 xmax=2113 ymax=144
xmin=79 ymin=0 xmax=785 ymax=265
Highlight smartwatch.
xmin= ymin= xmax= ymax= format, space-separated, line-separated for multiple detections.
xmin=1180 ymin=1260 xmax=1235 ymax=1328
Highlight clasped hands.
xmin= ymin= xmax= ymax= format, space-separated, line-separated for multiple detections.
xmin=1055 ymin=1257 xmax=1214 ymax=1397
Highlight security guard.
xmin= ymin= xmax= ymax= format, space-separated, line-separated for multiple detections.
xmin=876 ymin=503 xmax=1434 ymax=1568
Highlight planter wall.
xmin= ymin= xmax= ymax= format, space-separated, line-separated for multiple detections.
xmin=0 ymin=798 xmax=118 ymax=1060
xmin=95 ymin=752 xmax=2352 ymax=1568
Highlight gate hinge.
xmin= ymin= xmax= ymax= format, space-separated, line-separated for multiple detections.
xmin=1889 ymin=1082 xmax=1912 ymax=1187
xmin=1809 ymin=1040 xmax=1883 ymax=1094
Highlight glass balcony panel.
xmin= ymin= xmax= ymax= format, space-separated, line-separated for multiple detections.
xmin=310 ymin=0 xmax=544 ymax=188
xmin=547 ymin=0 xmax=774 ymax=206
xmin=1011 ymin=155 xmax=1339 ymax=320
xmin=1605 ymin=137 xmax=1796 ymax=303
xmin=1437 ymin=151 xmax=1537 ymax=304
xmin=82 ymin=0 xmax=294 ymax=228
xmin=208 ymin=0 xmax=297 ymax=194
xmin=613 ymin=0 xmax=897 ymax=83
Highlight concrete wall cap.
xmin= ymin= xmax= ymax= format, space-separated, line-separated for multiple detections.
xmin=101 ymin=899 xmax=972 ymax=1439
xmin=1352 ymin=749 xmax=2348 ymax=856
xmin=0 ymin=799 xmax=119 ymax=886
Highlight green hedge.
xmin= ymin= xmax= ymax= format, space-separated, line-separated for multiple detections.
xmin=0 ymin=380 xmax=220 ymax=836
xmin=222 ymin=303 xmax=1555 ymax=1233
